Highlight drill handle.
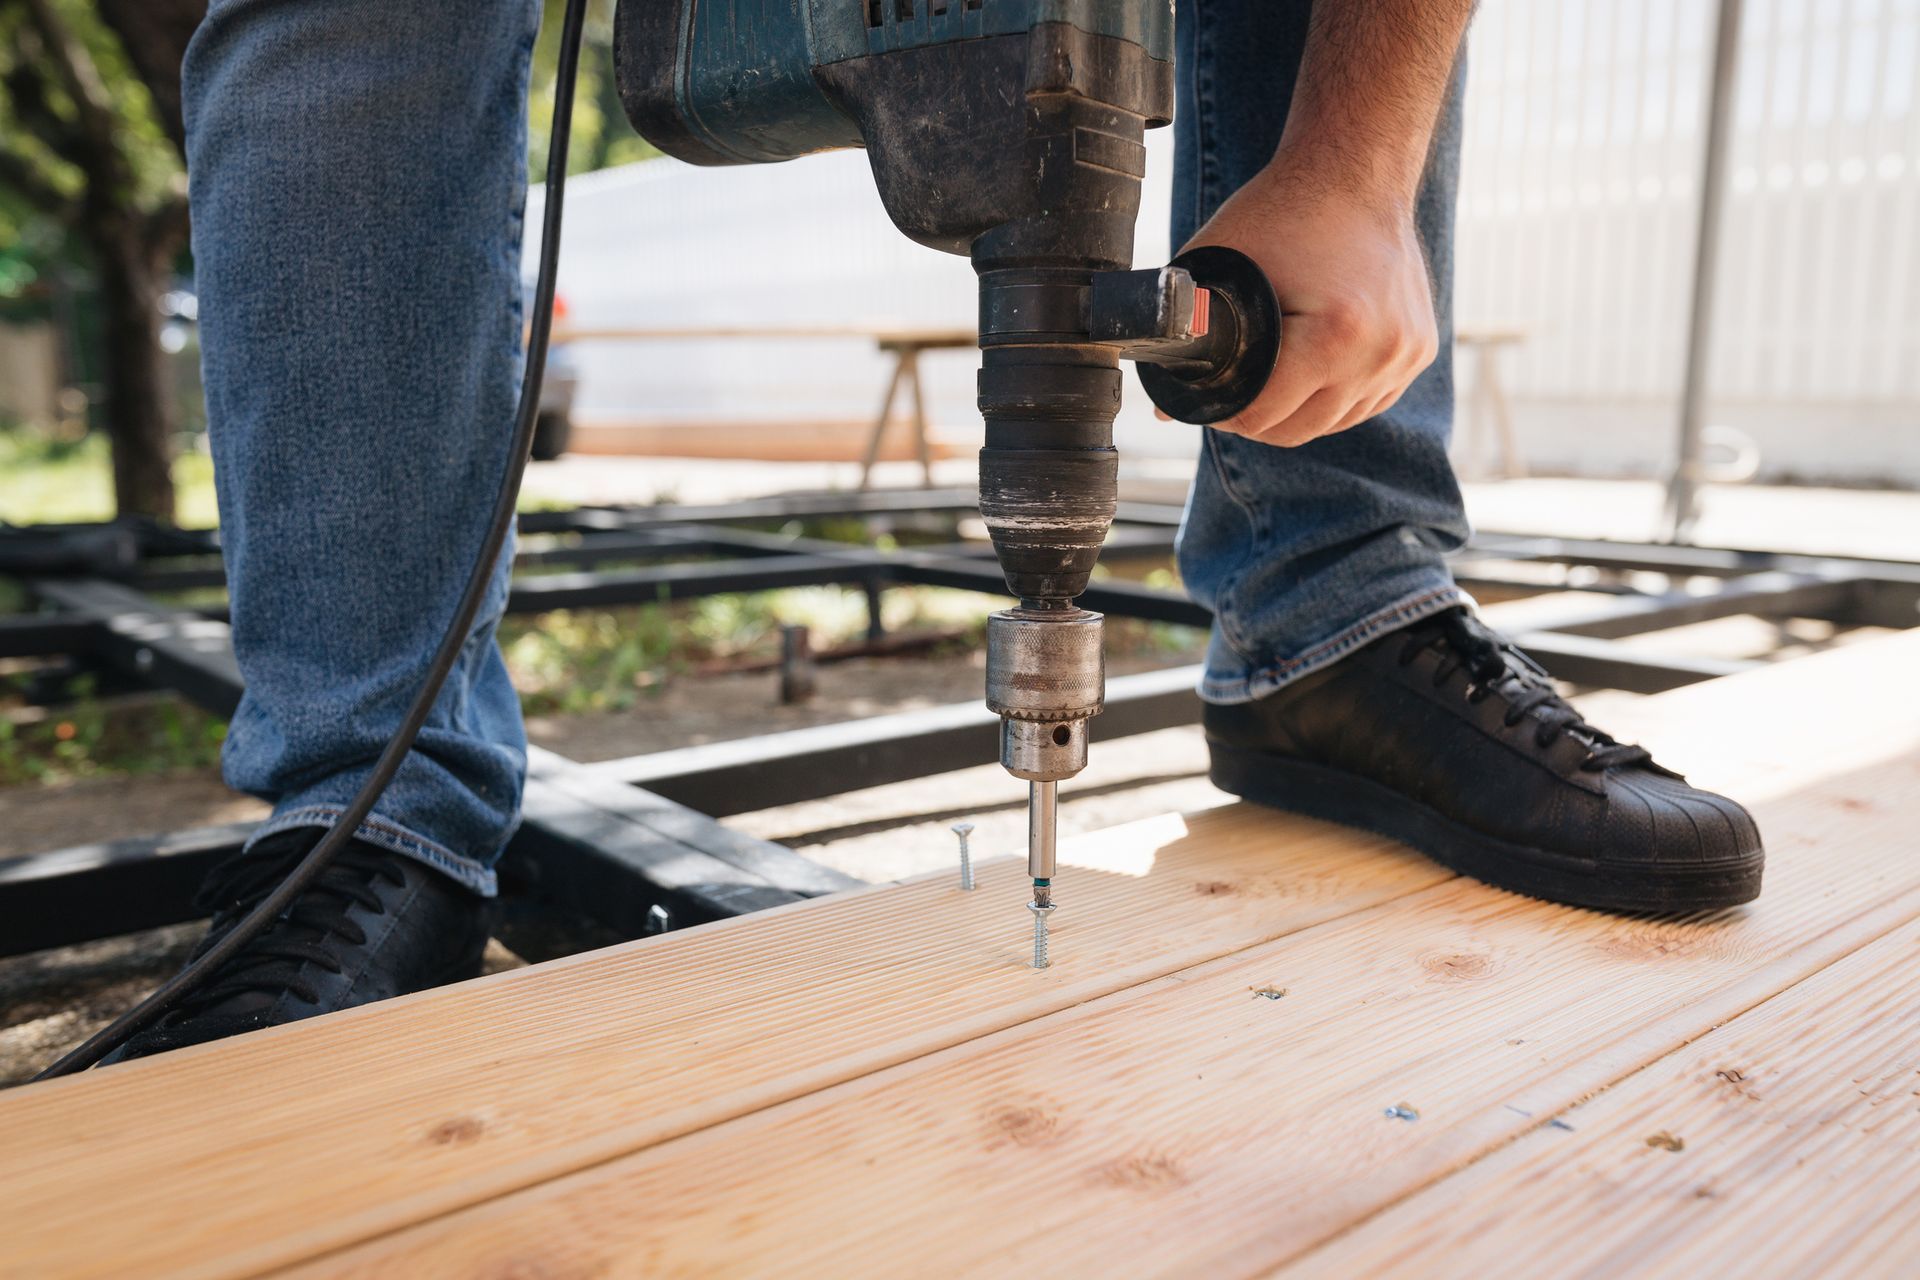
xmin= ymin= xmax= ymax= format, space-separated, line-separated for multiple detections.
xmin=1091 ymin=246 xmax=1281 ymax=425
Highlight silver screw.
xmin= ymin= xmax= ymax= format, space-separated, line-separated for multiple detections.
xmin=1028 ymin=900 xmax=1056 ymax=969
xmin=951 ymin=822 xmax=976 ymax=890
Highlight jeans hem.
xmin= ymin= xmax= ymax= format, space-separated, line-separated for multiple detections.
xmin=245 ymin=805 xmax=499 ymax=897
xmin=1199 ymin=582 xmax=1468 ymax=705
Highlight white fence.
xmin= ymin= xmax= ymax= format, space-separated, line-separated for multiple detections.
xmin=1457 ymin=0 xmax=1920 ymax=483
xmin=537 ymin=0 xmax=1920 ymax=484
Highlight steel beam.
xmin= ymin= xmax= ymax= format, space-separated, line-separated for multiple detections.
xmin=506 ymin=554 xmax=865 ymax=612
xmin=0 ymin=822 xmax=253 ymax=958
xmin=517 ymin=487 xmax=984 ymax=534
xmin=525 ymin=746 xmax=860 ymax=899
xmin=1498 ymin=572 xmax=1861 ymax=640
xmin=1510 ymin=632 xmax=1757 ymax=693
xmin=7 ymin=578 xmax=846 ymax=952
xmin=29 ymin=579 xmax=245 ymax=717
xmin=604 ymin=664 xmax=1205 ymax=816
xmin=0 ymin=613 xmax=99 ymax=660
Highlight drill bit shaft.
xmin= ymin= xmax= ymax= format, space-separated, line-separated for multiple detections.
xmin=1027 ymin=779 xmax=1057 ymax=908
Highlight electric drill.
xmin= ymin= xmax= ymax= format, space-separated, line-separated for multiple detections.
xmin=615 ymin=0 xmax=1278 ymax=960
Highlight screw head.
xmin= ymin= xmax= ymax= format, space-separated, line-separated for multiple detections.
xmin=951 ymin=822 xmax=975 ymax=839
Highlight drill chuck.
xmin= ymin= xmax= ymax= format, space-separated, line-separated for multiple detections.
xmin=986 ymin=607 xmax=1103 ymax=782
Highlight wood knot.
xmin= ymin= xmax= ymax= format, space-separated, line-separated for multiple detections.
xmin=426 ymin=1115 xmax=487 ymax=1147
xmin=988 ymin=1103 xmax=1067 ymax=1149
xmin=1421 ymin=951 xmax=1495 ymax=982
xmin=1194 ymin=880 xmax=1237 ymax=897
xmin=1645 ymin=1130 xmax=1685 ymax=1152
xmin=1098 ymin=1152 xmax=1189 ymax=1190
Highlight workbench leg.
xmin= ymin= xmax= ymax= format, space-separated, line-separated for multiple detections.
xmin=859 ymin=354 xmax=909 ymax=491
xmin=1482 ymin=345 xmax=1524 ymax=479
xmin=904 ymin=350 xmax=933 ymax=489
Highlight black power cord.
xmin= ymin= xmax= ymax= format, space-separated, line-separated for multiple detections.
xmin=35 ymin=0 xmax=592 ymax=1080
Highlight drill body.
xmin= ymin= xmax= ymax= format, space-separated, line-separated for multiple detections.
xmin=615 ymin=0 xmax=1276 ymax=942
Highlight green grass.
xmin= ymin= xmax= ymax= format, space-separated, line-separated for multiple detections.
xmin=0 ymin=430 xmax=220 ymax=527
xmin=499 ymin=582 xmax=996 ymax=716
xmin=0 ymin=675 xmax=227 ymax=787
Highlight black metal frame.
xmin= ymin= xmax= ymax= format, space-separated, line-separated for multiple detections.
xmin=4 ymin=489 xmax=1916 ymax=960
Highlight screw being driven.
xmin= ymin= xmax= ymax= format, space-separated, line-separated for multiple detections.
xmin=951 ymin=822 xmax=977 ymax=890
xmin=1028 ymin=900 xmax=1056 ymax=969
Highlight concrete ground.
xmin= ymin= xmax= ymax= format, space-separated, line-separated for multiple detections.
xmin=5 ymin=462 xmax=1917 ymax=1083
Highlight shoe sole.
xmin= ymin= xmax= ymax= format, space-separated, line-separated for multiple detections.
xmin=1209 ymin=743 xmax=1764 ymax=914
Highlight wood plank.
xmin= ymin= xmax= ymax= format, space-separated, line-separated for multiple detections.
xmin=568 ymin=419 xmax=968 ymax=463
xmin=1284 ymin=912 xmax=1920 ymax=1279
xmin=0 ymin=811 xmax=1447 ymax=1279
xmin=289 ymin=633 xmax=1920 ymax=1279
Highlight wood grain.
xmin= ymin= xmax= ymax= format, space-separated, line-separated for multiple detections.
xmin=285 ymin=635 xmax=1920 ymax=1279
xmin=1287 ymin=912 xmax=1920 ymax=1279
xmin=0 ymin=809 xmax=1445 ymax=1279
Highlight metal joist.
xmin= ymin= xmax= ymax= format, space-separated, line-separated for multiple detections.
xmin=29 ymin=578 xmax=245 ymax=717
xmin=6 ymin=578 xmax=848 ymax=951
xmin=0 ymin=613 xmax=100 ymax=661
xmin=505 ymin=553 xmax=866 ymax=613
xmin=0 ymin=822 xmax=253 ymax=958
xmin=604 ymin=664 xmax=1205 ymax=816
xmin=1510 ymin=632 xmax=1757 ymax=693
xmin=1499 ymin=572 xmax=1863 ymax=640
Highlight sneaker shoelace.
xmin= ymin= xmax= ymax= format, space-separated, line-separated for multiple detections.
xmin=164 ymin=841 xmax=409 ymax=1018
xmin=1397 ymin=609 xmax=1655 ymax=773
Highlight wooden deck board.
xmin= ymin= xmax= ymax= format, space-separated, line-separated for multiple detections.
xmin=282 ymin=637 xmax=1920 ymax=1279
xmin=9 ymin=631 xmax=1916 ymax=1279
xmin=1287 ymin=912 xmax=1920 ymax=1279
xmin=0 ymin=812 xmax=1448 ymax=1279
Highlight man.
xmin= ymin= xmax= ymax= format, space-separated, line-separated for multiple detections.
xmin=111 ymin=0 xmax=1761 ymax=1060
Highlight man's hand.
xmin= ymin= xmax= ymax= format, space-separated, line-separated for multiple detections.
xmin=1167 ymin=0 xmax=1473 ymax=447
xmin=1185 ymin=152 xmax=1437 ymax=447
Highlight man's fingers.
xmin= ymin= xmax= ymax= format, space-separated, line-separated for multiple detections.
xmin=1213 ymin=313 xmax=1357 ymax=439
xmin=1219 ymin=353 xmax=1326 ymax=439
xmin=1249 ymin=383 xmax=1356 ymax=446
xmin=1336 ymin=383 xmax=1406 ymax=433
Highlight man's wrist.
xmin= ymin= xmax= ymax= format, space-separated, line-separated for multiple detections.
xmin=1253 ymin=139 xmax=1420 ymax=223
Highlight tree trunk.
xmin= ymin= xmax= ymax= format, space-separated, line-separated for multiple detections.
xmin=94 ymin=0 xmax=208 ymax=153
xmin=94 ymin=240 xmax=177 ymax=522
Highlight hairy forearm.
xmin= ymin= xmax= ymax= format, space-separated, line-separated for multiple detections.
xmin=1275 ymin=0 xmax=1475 ymax=207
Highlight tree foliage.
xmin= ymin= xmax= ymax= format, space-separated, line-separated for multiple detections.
xmin=0 ymin=0 xmax=654 ymax=520
xmin=0 ymin=0 xmax=194 ymax=295
xmin=529 ymin=0 xmax=659 ymax=182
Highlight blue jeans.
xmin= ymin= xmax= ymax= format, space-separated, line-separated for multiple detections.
xmin=184 ymin=0 xmax=1465 ymax=893
xmin=1172 ymin=0 xmax=1471 ymax=704
xmin=185 ymin=0 xmax=539 ymax=894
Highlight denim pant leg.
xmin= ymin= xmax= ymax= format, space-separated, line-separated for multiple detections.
xmin=1172 ymin=0 xmax=1472 ymax=706
xmin=183 ymin=0 xmax=539 ymax=895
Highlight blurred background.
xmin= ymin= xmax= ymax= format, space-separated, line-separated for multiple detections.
xmin=5 ymin=0 xmax=1917 ymax=528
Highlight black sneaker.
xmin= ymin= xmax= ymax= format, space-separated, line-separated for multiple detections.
xmin=104 ymin=828 xmax=490 ymax=1062
xmin=1205 ymin=607 xmax=1764 ymax=913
